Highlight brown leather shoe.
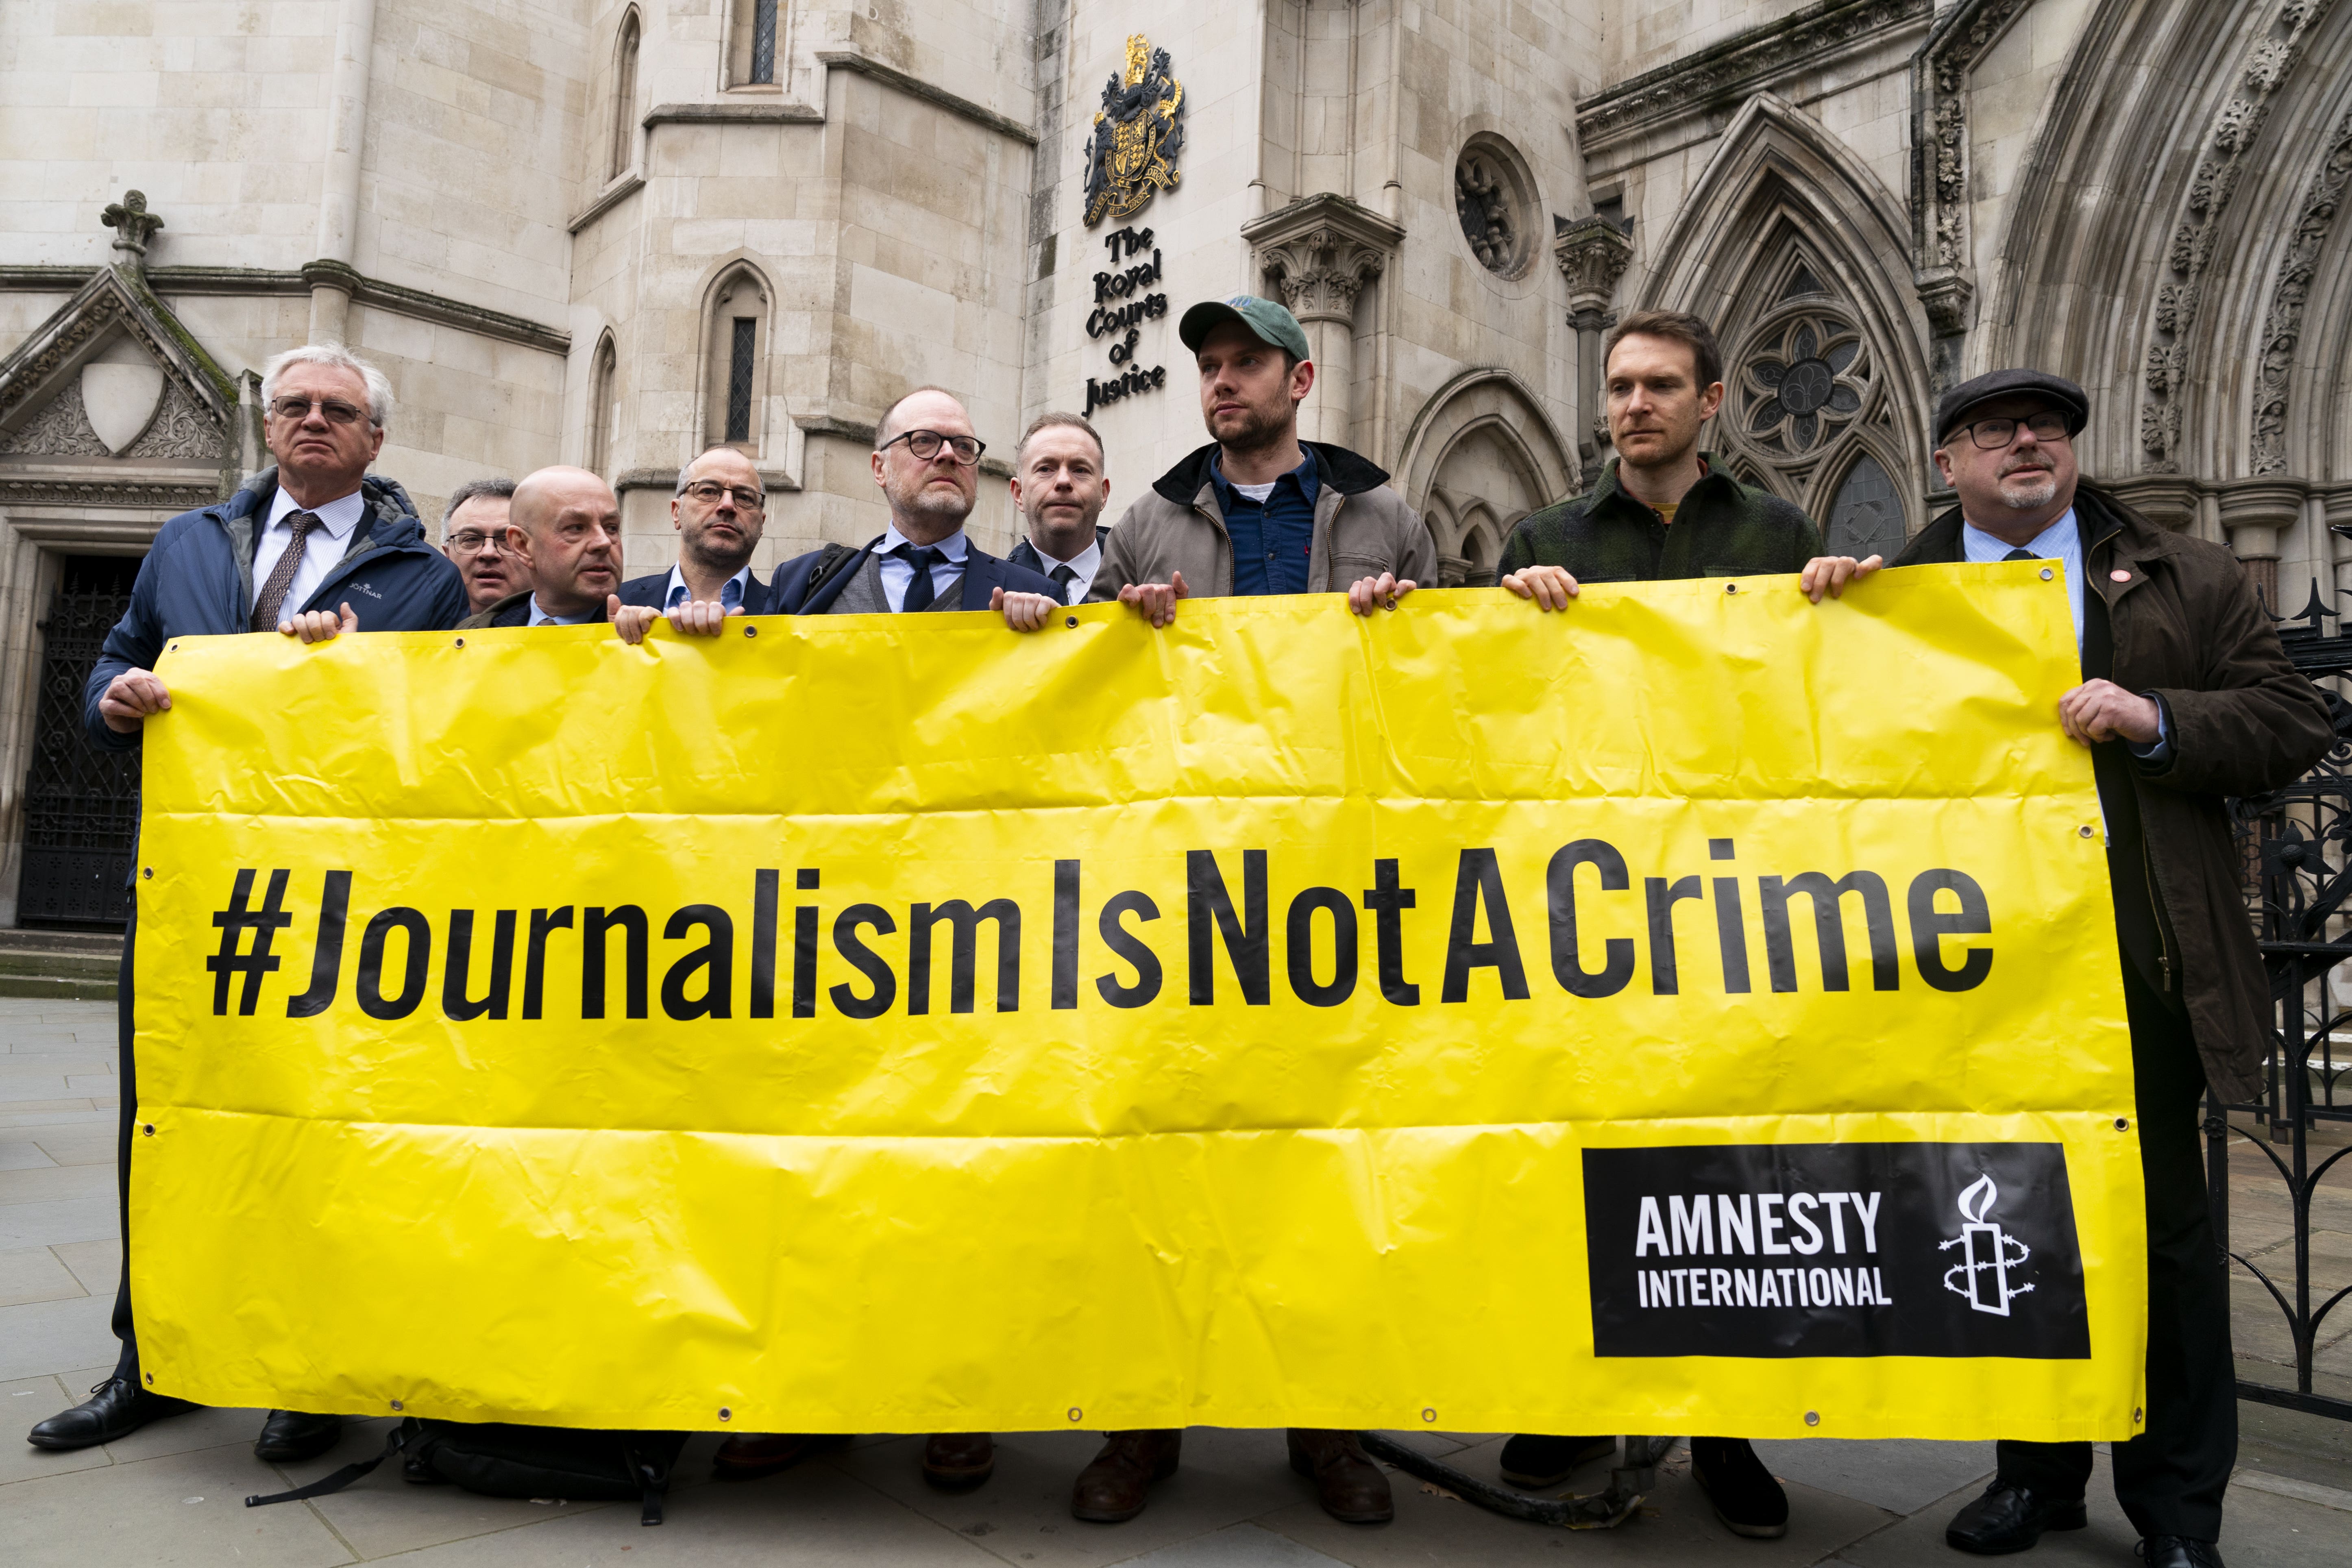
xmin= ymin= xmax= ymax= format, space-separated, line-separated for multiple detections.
xmin=711 ymin=1432 xmax=847 ymax=1481
xmin=1287 ymin=1428 xmax=1393 ymax=1524
xmin=923 ymin=1431 xmax=995 ymax=1490
xmin=1071 ymin=1429 xmax=1183 ymax=1522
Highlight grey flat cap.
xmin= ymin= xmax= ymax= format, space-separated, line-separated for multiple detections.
xmin=1934 ymin=368 xmax=2089 ymax=443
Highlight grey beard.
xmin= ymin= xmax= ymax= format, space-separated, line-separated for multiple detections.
xmin=2001 ymin=473 xmax=2058 ymax=510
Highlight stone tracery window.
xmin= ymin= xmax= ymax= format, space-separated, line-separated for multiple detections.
xmin=1454 ymin=136 xmax=1535 ymax=278
xmin=1742 ymin=316 xmax=1865 ymax=455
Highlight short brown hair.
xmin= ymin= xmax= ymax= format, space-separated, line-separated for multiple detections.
xmin=1604 ymin=309 xmax=1724 ymax=390
xmin=1015 ymin=411 xmax=1105 ymax=467
xmin=875 ymin=385 xmax=964 ymax=447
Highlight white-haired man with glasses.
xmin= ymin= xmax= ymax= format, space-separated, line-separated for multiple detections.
xmin=767 ymin=386 xmax=1062 ymax=627
xmin=33 ymin=344 xmax=464 ymax=1470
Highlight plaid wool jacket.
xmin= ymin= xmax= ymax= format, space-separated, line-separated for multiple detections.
xmin=1496 ymin=454 xmax=1823 ymax=583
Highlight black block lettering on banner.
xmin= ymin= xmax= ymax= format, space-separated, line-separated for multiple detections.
xmin=1096 ymin=890 xmax=1162 ymax=1008
xmin=1443 ymin=848 xmax=1529 ymax=1002
xmin=750 ymin=869 xmax=780 ymax=1019
xmin=909 ymin=899 xmax=1021 ymax=1015
xmin=1761 ymin=871 xmax=1900 ymax=993
xmin=442 ymin=909 xmax=517 ymax=1021
xmin=208 ymin=868 xmax=292 ymax=1016
xmin=1583 ymin=1142 xmax=2090 ymax=1359
xmin=523 ymin=907 xmax=574 ymax=1020
xmin=286 ymin=870 xmax=352 ymax=1018
xmin=582 ymin=905 xmax=650 ymax=1020
xmin=1188 ymin=849 xmax=1269 ymax=1005
xmin=1052 ymin=860 xmax=1082 ymax=1010
xmin=830 ymin=903 xmax=897 ymax=1019
xmin=1546 ymin=840 xmax=1633 ymax=998
xmin=1361 ymin=859 xmax=1421 ymax=1005
xmin=793 ymin=869 xmax=820 ymax=1019
xmin=1286 ymin=886 xmax=1358 ymax=1006
xmin=356 ymin=907 xmax=431 ymax=1021
xmin=661 ymin=904 xmax=735 ymax=1020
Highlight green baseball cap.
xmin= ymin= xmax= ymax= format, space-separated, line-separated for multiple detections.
xmin=1178 ymin=295 xmax=1313 ymax=362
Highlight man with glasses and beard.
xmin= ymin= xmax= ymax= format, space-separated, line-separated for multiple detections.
xmin=616 ymin=448 xmax=776 ymax=621
xmin=32 ymin=344 xmax=464 ymax=1470
xmin=1814 ymin=370 xmax=2331 ymax=1568
xmin=767 ymin=386 xmax=1062 ymax=627
xmin=1074 ymin=295 xmax=1433 ymax=1532
xmin=441 ymin=477 xmax=519 ymax=616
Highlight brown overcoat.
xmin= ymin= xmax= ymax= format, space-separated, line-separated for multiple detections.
xmin=1894 ymin=482 xmax=2336 ymax=1102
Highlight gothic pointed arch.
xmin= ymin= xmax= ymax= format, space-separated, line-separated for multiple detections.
xmin=607 ymin=7 xmax=643 ymax=183
xmin=1637 ymin=93 xmax=1934 ymax=538
xmin=693 ymin=254 xmax=776 ymax=457
xmin=586 ymin=329 xmax=620 ymax=478
xmin=1394 ymin=368 xmax=1576 ymax=586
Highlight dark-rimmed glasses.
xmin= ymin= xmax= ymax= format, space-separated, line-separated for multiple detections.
xmin=879 ymin=429 xmax=986 ymax=465
xmin=269 ymin=395 xmax=370 ymax=426
xmin=1954 ymin=411 xmax=2071 ymax=450
xmin=680 ymin=480 xmax=766 ymax=510
xmin=445 ymin=529 xmax=507 ymax=555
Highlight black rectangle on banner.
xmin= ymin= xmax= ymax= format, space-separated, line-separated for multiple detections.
xmin=1583 ymin=1142 xmax=2090 ymax=1359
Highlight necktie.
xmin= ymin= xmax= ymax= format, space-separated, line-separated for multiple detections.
xmin=2003 ymin=547 xmax=2036 ymax=562
xmin=250 ymin=511 xmax=320 ymax=630
xmin=896 ymin=544 xmax=942 ymax=613
xmin=1049 ymin=563 xmax=1079 ymax=603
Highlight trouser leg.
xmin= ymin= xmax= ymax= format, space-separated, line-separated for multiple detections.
xmin=2109 ymin=966 xmax=2232 ymax=1542
xmin=109 ymin=899 xmax=139 ymax=1384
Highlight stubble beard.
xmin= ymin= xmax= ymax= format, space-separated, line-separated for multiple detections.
xmin=1999 ymin=470 xmax=2059 ymax=512
xmin=1211 ymin=397 xmax=1293 ymax=460
xmin=895 ymin=475 xmax=974 ymax=540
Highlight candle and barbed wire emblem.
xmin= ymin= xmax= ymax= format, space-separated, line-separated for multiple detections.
xmin=1941 ymin=1173 xmax=2034 ymax=1316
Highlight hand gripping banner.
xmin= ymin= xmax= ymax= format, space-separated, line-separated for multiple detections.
xmin=131 ymin=567 xmax=2147 ymax=1442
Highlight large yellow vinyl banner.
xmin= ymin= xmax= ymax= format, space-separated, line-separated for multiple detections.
xmin=131 ymin=568 xmax=2144 ymax=1442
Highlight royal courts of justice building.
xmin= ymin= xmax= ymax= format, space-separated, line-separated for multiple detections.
xmin=1 ymin=0 xmax=2350 ymax=929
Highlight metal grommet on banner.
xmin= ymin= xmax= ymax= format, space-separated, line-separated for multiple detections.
xmin=2115 ymin=1117 xmax=2130 ymax=1131
xmin=454 ymin=637 xmax=465 ymax=648
xmin=1066 ymin=616 xmax=1079 ymax=628
xmin=744 ymin=625 xmax=757 ymax=637
xmin=2040 ymin=568 xmax=2054 ymax=581
xmin=390 ymin=1399 xmax=404 ymax=1412
xmin=142 ymin=867 xmax=152 ymax=880
xmin=2078 ymin=825 xmax=2094 ymax=838
xmin=1067 ymin=1407 xmax=1082 ymax=1423
xmin=141 ymin=1124 xmax=154 ymax=1137
xmin=2134 ymin=1407 xmax=2144 ymax=1424
xmin=718 ymin=1407 xmax=732 ymax=1422
xmin=1803 ymin=1411 xmax=1820 ymax=1427
xmin=144 ymin=1374 xmax=154 ymax=1385
xmin=1420 ymin=1407 xmax=1437 ymax=1424
xmin=1724 ymin=582 xmax=1739 ymax=594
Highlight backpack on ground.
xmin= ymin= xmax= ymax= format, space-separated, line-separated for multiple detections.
xmin=246 ymin=1418 xmax=691 ymax=1525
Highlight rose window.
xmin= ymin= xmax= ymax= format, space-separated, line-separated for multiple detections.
xmin=1742 ymin=318 xmax=1866 ymax=455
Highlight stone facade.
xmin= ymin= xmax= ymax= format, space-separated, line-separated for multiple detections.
xmin=3 ymin=0 xmax=2352 ymax=925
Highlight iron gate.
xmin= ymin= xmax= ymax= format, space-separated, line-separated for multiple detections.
xmin=18 ymin=555 xmax=140 ymax=928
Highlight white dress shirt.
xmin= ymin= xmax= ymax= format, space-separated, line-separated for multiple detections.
xmin=663 ymin=564 xmax=750 ymax=610
xmin=251 ymin=485 xmax=366 ymax=618
xmin=876 ymin=523 xmax=969 ymax=612
xmin=1032 ymin=536 xmax=1102 ymax=605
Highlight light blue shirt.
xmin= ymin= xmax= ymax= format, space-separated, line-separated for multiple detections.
xmin=876 ymin=522 xmax=969 ymax=612
xmin=1964 ymin=507 xmax=2171 ymax=763
xmin=663 ymin=565 xmax=748 ymax=610
xmin=527 ymin=598 xmax=598 ymax=627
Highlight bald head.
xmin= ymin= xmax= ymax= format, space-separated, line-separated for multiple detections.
xmin=505 ymin=466 xmax=623 ymax=618
xmin=871 ymin=389 xmax=981 ymax=545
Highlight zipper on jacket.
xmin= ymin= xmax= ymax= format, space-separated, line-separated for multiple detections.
xmin=2140 ymin=835 xmax=2175 ymax=994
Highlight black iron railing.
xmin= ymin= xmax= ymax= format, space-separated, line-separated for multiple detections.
xmin=2219 ymin=578 xmax=2352 ymax=1423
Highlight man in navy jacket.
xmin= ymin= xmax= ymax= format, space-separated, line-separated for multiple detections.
xmin=33 ymin=346 xmax=464 ymax=1468
xmin=614 ymin=447 xmax=777 ymax=618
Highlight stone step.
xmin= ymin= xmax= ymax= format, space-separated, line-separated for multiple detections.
xmin=0 ymin=928 xmax=124 ymax=1000
xmin=0 ymin=971 xmax=117 ymax=1002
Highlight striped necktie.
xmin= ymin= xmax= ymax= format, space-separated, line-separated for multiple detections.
xmin=250 ymin=511 xmax=320 ymax=631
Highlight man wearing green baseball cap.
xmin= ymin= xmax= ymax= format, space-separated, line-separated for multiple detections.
xmin=1069 ymin=297 xmax=1431 ymax=1530
xmin=1085 ymin=294 xmax=1433 ymax=623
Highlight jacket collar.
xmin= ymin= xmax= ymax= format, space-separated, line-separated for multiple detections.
xmin=1154 ymin=439 xmax=1390 ymax=506
xmin=1912 ymin=481 xmax=2173 ymax=572
xmin=211 ymin=466 xmax=428 ymax=549
xmin=1588 ymin=452 xmax=1741 ymax=517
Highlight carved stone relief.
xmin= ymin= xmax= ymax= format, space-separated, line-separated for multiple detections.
xmin=1456 ymin=154 xmax=1519 ymax=274
xmin=2251 ymin=102 xmax=2352 ymax=473
xmin=0 ymin=381 xmax=108 ymax=457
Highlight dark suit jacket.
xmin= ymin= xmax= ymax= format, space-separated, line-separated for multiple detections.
xmin=458 ymin=589 xmax=612 ymax=629
xmin=770 ymin=536 xmax=1063 ymax=615
xmin=615 ymin=568 xmax=777 ymax=615
xmin=1007 ymin=527 xmax=1109 ymax=581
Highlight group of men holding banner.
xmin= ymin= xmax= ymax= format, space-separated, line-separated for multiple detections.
xmin=31 ymin=272 xmax=2332 ymax=1568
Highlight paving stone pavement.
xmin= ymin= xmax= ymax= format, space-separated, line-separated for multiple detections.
xmin=2 ymin=998 xmax=2349 ymax=1566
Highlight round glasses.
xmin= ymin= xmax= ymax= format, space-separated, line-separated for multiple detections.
xmin=880 ymin=429 xmax=986 ymax=465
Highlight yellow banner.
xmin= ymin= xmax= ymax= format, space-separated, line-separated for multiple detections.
xmin=131 ymin=568 xmax=2144 ymax=1442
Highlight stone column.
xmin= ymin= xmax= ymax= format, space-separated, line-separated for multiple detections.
xmin=2326 ymin=486 xmax=2352 ymax=600
xmin=1241 ymin=194 xmax=1405 ymax=449
xmin=1552 ymin=216 xmax=1632 ymax=462
xmin=2216 ymin=477 xmax=2308 ymax=612
xmin=308 ymin=0 xmax=377 ymax=344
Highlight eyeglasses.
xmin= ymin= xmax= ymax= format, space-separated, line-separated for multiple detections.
xmin=680 ymin=480 xmax=766 ymax=510
xmin=879 ymin=429 xmax=986 ymax=465
xmin=268 ymin=395 xmax=370 ymax=426
xmin=444 ymin=529 xmax=507 ymax=555
xmin=1955 ymin=411 xmax=2072 ymax=450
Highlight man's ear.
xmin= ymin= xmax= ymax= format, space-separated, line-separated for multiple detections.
xmin=1931 ymin=446 xmax=1955 ymax=486
xmin=1290 ymin=357 xmax=1316 ymax=405
xmin=1697 ymin=381 xmax=1726 ymax=421
xmin=503 ymin=523 xmax=532 ymax=564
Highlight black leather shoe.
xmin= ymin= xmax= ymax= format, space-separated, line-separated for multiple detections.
xmin=1946 ymin=1480 xmax=2088 ymax=1553
xmin=26 ymin=1378 xmax=197 ymax=1451
xmin=1690 ymin=1437 xmax=1788 ymax=1539
xmin=1498 ymin=1433 xmax=1615 ymax=1488
xmin=2138 ymin=1538 xmax=2224 ymax=1568
xmin=253 ymin=1410 xmax=344 ymax=1463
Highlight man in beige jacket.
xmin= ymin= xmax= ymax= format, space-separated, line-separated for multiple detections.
xmin=1074 ymin=295 xmax=1430 ymax=1530
xmin=1087 ymin=294 xmax=1434 ymax=622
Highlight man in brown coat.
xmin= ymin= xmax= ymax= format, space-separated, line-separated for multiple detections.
xmin=1832 ymin=369 xmax=2332 ymax=1568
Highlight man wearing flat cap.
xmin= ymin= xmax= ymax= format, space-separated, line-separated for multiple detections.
xmin=1827 ymin=369 xmax=2333 ymax=1568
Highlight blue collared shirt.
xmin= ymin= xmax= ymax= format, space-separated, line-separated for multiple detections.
xmin=1964 ymin=507 xmax=2171 ymax=763
xmin=527 ymin=597 xmax=599 ymax=627
xmin=1211 ymin=449 xmax=1319 ymax=597
xmin=876 ymin=522 xmax=969 ymax=612
xmin=663 ymin=565 xmax=749 ymax=611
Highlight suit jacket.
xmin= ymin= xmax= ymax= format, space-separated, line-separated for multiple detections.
xmin=1893 ymin=482 xmax=2334 ymax=1101
xmin=1007 ymin=527 xmax=1109 ymax=582
xmin=458 ymin=589 xmax=612 ymax=629
xmin=770 ymin=535 xmax=1062 ymax=615
xmin=615 ymin=568 xmax=777 ymax=615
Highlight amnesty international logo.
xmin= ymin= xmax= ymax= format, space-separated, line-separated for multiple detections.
xmin=1083 ymin=35 xmax=1186 ymax=228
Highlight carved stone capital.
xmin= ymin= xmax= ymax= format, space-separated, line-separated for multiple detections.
xmin=1242 ymin=194 xmax=1404 ymax=325
xmin=1914 ymin=268 xmax=1975 ymax=338
xmin=100 ymin=191 xmax=165 ymax=262
xmin=1553 ymin=216 xmax=1633 ymax=319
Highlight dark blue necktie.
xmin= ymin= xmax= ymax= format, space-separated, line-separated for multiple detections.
xmin=2003 ymin=547 xmax=2036 ymax=562
xmin=895 ymin=544 xmax=942 ymax=612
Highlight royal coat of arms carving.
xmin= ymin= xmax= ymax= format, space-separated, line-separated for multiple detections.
xmin=1083 ymin=35 xmax=1186 ymax=228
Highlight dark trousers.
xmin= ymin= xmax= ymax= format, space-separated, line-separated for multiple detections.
xmin=109 ymin=900 xmax=141 ymax=1383
xmin=1996 ymin=963 xmax=2234 ymax=1541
